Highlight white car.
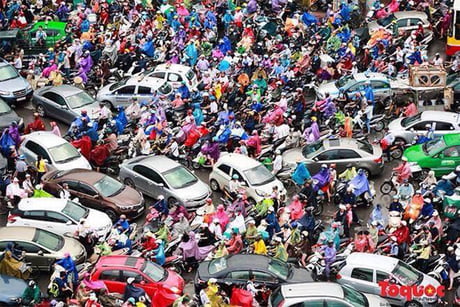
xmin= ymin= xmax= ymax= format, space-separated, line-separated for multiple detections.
xmin=139 ymin=63 xmax=199 ymax=89
xmin=19 ymin=132 xmax=91 ymax=171
xmin=7 ymin=198 xmax=112 ymax=238
xmin=388 ymin=111 xmax=460 ymax=144
xmin=209 ymin=153 xmax=286 ymax=205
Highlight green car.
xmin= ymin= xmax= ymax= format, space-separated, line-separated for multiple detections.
xmin=404 ymin=133 xmax=460 ymax=176
xmin=29 ymin=21 xmax=67 ymax=48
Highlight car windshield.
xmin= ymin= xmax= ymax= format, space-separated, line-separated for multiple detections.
xmin=335 ymin=75 xmax=354 ymax=88
xmin=49 ymin=142 xmax=81 ymax=163
xmin=342 ymin=285 xmax=368 ymax=307
xmin=423 ymin=137 xmax=446 ymax=156
xmin=142 ymin=261 xmax=166 ymax=282
xmin=142 ymin=68 xmax=155 ymax=76
xmin=94 ymin=175 xmax=124 ymax=197
xmin=267 ymin=259 xmax=289 ymax=280
xmin=62 ymin=201 xmax=89 ymax=221
xmin=186 ymin=70 xmax=195 ymax=81
xmin=0 ymin=99 xmax=12 ymax=114
xmin=377 ymin=14 xmax=396 ymax=26
xmin=391 ymin=261 xmax=422 ymax=286
xmin=109 ymin=78 xmax=128 ymax=91
xmin=208 ymin=257 xmax=227 ymax=274
xmin=302 ymin=142 xmax=324 ymax=158
xmin=401 ymin=113 xmax=422 ymax=128
xmin=357 ymin=140 xmax=373 ymax=154
xmin=66 ymin=91 xmax=95 ymax=109
xmin=158 ymin=82 xmax=172 ymax=94
xmin=244 ymin=164 xmax=275 ymax=186
xmin=0 ymin=65 xmax=19 ymax=81
xmin=33 ymin=228 xmax=63 ymax=251
xmin=162 ymin=166 xmax=197 ymax=189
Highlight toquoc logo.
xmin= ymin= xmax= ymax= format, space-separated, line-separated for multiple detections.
xmin=378 ymin=281 xmax=445 ymax=301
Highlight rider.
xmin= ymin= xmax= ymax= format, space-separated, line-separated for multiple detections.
xmin=339 ymin=163 xmax=357 ymax=181
xmin=392 ymin=156 xmax=412 ymax=186
xmin=228 ymin=174 xmax=242 ymax=199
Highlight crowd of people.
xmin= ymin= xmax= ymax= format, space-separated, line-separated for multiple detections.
xmin=0 ymin=0 xmax=459 ymax=306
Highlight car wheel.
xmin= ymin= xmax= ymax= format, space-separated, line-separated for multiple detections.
xmin=36 ymin=105 xmax=46 ymax=117
xmin=374 ymin=120 xmax=385 ymax=132
xmin=380 ymin=181 xmax=393 ymax=195
xmin=168 ymin=197 xmax=177 ymax=207
xmin=404 ymin=301 xmax=422 ymax=307
xmin=391 ymin=147 xmax=404 ymax=160
xmin=394 ymin=137 xmax=406 ymax=145
xmin=210 ymin=179 xmax=220 ymax=192
xmin=106 ymin=209 xmax=118 ymax=222
xmin=124 ymin=178 xmax=135 ymax=188
xmin=359 ymin=168 xmax=370 ymax=178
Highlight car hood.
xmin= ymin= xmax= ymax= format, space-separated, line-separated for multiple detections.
xmin=58 ymin=237 xmax=86 ymax=263
xmin=316 ymin=81 xmax=339 ymax=99
xmin=388 ymin=117 xmax=405 ymax=132
xmin=163 ymin=269 xmax=185 ymax=293
xmin=0 ymin=76 xmax=29 ymax=93
xmin=96 ymin=83 xmax=113 ymax=101
xmin=71 ymin=101 xmax=101 ymax=121
xmin=282 ymin=148 xmax=305 ymax=166
xmin=105 ymin=186 xmax=143 ymax=207
xmin=85 ymin=208 xmax=112 ymax=234
xmin=363 ymin=293 xmax=390 ymax=307
xmin=175 ymin=180 xmax=210 ymax=202
xmin=403 ymin=144 xmax=428 ymax=162
xmin=289 ymin=266 xmax=313 ymax=282
xmin=54 ymin=156 xmax=91 ymax=171
xmin=0 ymin=274 xmax=27 ymax=302
xmin=0 ymin=111 xmax=21 ymax=129
xmin=251 ymin=177 xmax=286 ymax=195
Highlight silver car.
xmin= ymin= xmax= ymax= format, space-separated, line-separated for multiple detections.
xmin=337 ymin=253 xmax=441 ymax=306
xmin=388 ymin=111 xmax=460 ymax=144
xmin=96 ymin=76 xmax=173 ymax=109
xmin=282 ymin=138 xmax=383 ymax=177
xmin=33 ymin=85 xmax=100 ymax=124
xmin=119 ymin=155 xmax=211 ymax=209
xmin=0 ymin=60 xmax=33 ymax=105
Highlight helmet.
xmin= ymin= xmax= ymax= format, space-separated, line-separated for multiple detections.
xmin=232 ymin=174 xmax=239 ymax=180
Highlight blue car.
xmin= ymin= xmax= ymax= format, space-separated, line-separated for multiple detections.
xmin=0 ymin=274 xmax=28 ymax=305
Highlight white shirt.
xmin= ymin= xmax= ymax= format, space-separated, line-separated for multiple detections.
xmin=210 ymin=101 xmax=218 ymax=114
xmin=170 ymin=141 xmax=179 ymax=157
xmin=273 ymin=155 xmax=283 ymax=173
xmin=274 ymin=124 xmax=290 ymax=140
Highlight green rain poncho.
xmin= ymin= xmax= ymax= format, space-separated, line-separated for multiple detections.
xmin=256 ymin=198 xmax=274 ymax=217
xmin=274 ymin=244 xmax=288 ymax=262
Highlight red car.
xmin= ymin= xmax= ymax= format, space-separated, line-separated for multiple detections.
xmin=90 ymin=255 xmax=184 ymax=305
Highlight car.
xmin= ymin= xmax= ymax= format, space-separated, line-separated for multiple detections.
xmin=19 ymin=132 xmax=91 ymax=171
xmin=32 ymin=85 xmax=100 ymax=125
xmin=0 ymin=274 xmax=44 ymax=306
xmin=269 ymin=282 xmax=391 ymax=307
xmin=8 ymin=198 xmax=112 ymax=238
xmin=139 ymin=63 xmax=199 ymax=89
xmin=0 ymin=226 xmax=86 ymax=271
xmin=368 ymin=11 xmax=433 ymax=44
xmin=209 ymin=153 xmax=287 ymax=205
xmin=96 ymin=76 xmax=173 ymax=109
xmin=42 ymin=169 xmax=145 ymax=221
xmin=282 ymin=138 xmax=383 ymax=177
xmin=316 ymin=72 xmax=391 ymax=101
xmin=119 ymin=155 xmax=211 ymax=209
xmin=194 ymin=254 xmax=312 ymax=294
xmin=90 ymin=255 xmax=184 ymax=302
xmin=404 ymin=134 xmax=460 ymax=176
xmin=388 ymin=111 xmax=460 ymax=144
xmin=0 ymin=59 xmax=33 ymax=105
xmin=29 ymin=21 xmax=67 ymax=48
xmin=336 ymin=253 xmax=441 ymax=307
xmin=0 ymin=97 xmax=23 ymax=130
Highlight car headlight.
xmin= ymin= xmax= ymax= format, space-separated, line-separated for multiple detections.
xmin=169 ymin=287 xmax=180 ymax=294
xmin=0 ymin=90 xmax=11 ymax=95
xmin=26 ymin=83 xmax=32 ymax=91
xmin=255 ymin=189 xmax=265 ymax=197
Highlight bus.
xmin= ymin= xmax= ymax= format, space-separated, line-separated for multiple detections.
xmin=447 ymin=0 xmax=460 ymax=56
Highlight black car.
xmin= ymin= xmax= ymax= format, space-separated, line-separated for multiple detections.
xmin=194 ymin=254 xmax=313 ymax=293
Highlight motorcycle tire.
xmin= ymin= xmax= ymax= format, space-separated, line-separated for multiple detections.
xmin=380 ymin=181 xmax=393 ymax=195
xmin=313 ymin=202 xmax=323 ymax=216
xmin=391 ymin=147 xmax=403 ymax=160
xmin=192 ymin=161 xmax=201 ymax=170
xmin=374 ymin=120 xmax=385 ymax=132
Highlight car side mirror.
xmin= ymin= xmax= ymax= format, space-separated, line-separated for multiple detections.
xmin=44 ymin=159 xmax=49 ymax=164
xmin=60 ymin=105 xmax=68 ymax=109
xmin=66 ymin=220 xmax=72 ymax=226
xmin=241 ymin=181 xmax=247 ymax=187
xmin=158 ymin=183 xmax=164 ymax=187
xmin=37 ymin=250 xmax=44 ymax=256
xmin=140 ymin=280 xmax=146 ymax=285
xmin=313 ymin=157 xmax=318 ymax=162
xmin=92 ymin=194 xmax=99 ymax=199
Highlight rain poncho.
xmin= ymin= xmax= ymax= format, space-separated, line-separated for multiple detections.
xmin=349 ymin=171 xmax=372 ymax=197
xmin=179 ymin=232 xmax=214 ymax=261
xmin=291 ymin=162 xmax=311 ymax=185
xmin=312 ymin=167 xmax=330 ymax=191
xmin=55 ymin=255 xmax=78 ymax=283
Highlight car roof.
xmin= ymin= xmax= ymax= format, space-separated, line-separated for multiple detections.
xmin=323 ymin=138 xmax=358 ymax=150
xmin=280 ymin=282 xmax=344 ymax=299
xmin=216 ymin=153 xmax=261 ymax=170
xmin=23 ymin=132 xmax=67 ymax=148
xmin=127 ymin=155 xmax=180 ymax=173
xmin=50 ymin=168 xmax=105 ymax=183
xmin=31 ymin=21 xmax=67 ymax=30
xmin=46 ymin=85 xmax=84 ymax=97
xmin=444 ymin=133 xmax=460 ymax=147
xmin=0 ymin=226 xmax=35 ymax=241
xmin=154 ymin=63 xmax=192 ymax=73
xmin=222 ymin=254 xmax=270 ymax=271
xmin=125 ymin=76 xmax=167 ymax=87
xmin=456 ymin=0 xmax=460 ymax=10
xmin=96 ymin=255 xmax=143 ymax=269
xmin=18 ymin=197 xmax=68 ymax=211
xmin=420 ymin=111 xmax=460 ymax=123
xmin=393 ymin=11 xmax=428 ymax=20
xmin=354 ymin=72 xmax=388 ymax=82
xmin=345 ymin=253 xmax=398 ymax=272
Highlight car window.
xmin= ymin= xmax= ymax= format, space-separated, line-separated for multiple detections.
xmin=0 ymin=242 xmax=8 ymax=250
xmin=443 ymin=146 xmax=460 ymax=158
xmin=434 ymin=122 xmax=454 ymax=130
xmin=133 ymin=165 xmax=153 ymax=178
xmin=144 ymin=168 xmax=165 ymax=185
xmin=408 ymin=18 xmax=422 ymax=26
xmin=42 ymin=92 xmax=65 ymax=105
xmin=15 ymin=241 xmax=41 ymax=253
xmin=371 ymin=81 xmax=389 ymax=89
xmin=121 ymin=270 xmax=141 ymax=282
xmin=454 ymin=82 xmax=460 ymax=91
xmin=46 ymin=211 xmax=70 ymax=223
xmin=337 ymin=149 xmax=361 ymax=159
xmin=99 ymin=270 xmax=121 ymax=282
xmin=397 ymin=18 xmax=408 ymax=27
xmin=325 ymin=300 xmax=349 ymax=307
xmin=351 ymin=268 xmax=374 ymax=282
xmin=150 ymin=72 xmax=165 ymax=79
xmin=117 ymin=86 xmax=135 ymax=95
xmin=412 ymin=121 xmax=431 ymax=130
xmin=252 ymin=271 xmax=277 ymax=283
xmin=62 ymin=180 xmax=79 ymax=191
xmin=231 ymin=169 xmax=243 ymax=181
xmin=376 ymin=270 xmax=389 ymax=283
xmin=227 ymin=270 xmax=249 ymax=280
xmin=45 ymin=29 xmax=57 ymax=37
xmin=168 ymin=73 xmax=182 ymax=82
xmin=347 ymin=82 xmax=364 ymax=92
xmin=217 ymin=164 xmax=231 ymax=175
xmin=316 ymin=149 xmax=339 ymax=161
xmin=24 ymin=141 xmax=51 ymax=161
xmin=77 ymin=183 xmax=98 ymax=196
xmin=291 ymin=300 xmax=325 ymax=307
xmin=24 ymin=210 xmax=47 ymax=220
xmin=137 ymin=86 xmax=152 ymax=95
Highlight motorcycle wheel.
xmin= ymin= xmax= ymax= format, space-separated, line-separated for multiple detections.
xmin=391 ymin=147 xmax=403 ymax=160
xmin=380 ymin=181 xmax=393 ymax=195
xmin=311 ymin=269 xmax=319 ymax=281
xmin=374 ymin=120 xmax=385 ymax=132
xmin=192 ymin=161 xmax=201 ymax=170
xmin=313 ymin=202 xmax=323 ymax=216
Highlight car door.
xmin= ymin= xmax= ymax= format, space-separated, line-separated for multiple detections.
xmin=433 ymin=121 xmax=456 ymax=137
xmin=76 ymin=182 xmax=103 ymax=210
xmin=309 ymin=149 xmax=340 ymax=174
xmin=98 ymin=269 xmax=123 ymax=294
xmin=14 ymin=241 xmax=49 ymax=270
xmin=370 ymin=80 xmax=391 ymax=100
xmin=345 ymin=82 xmax=364 ymax=97
xmin=291 ymin=300 xmax=326 ymax=307
xmin=335 ymin=149 xmax=362 ymax=173
xmin=137 ymin=86 xmax=153 ymax=105
xmin=375 ymin=270 xmax=402 ymax=305
xmin=20 ymin=140 xmax=52 ymax=169
xmin=347 ymin=267 xmax=378 ymax=294
xmin=40 ymin=92 xmax=69 ymax=122
xmin=396 ymin=18 xmax=409 ymax=33
xmin=167 ymin=72 xmax=183 ymax=89
xmin=45 ymin=211 xmax=74 ymax=235
xmin=251 ymin=270 xmax=280 ymax=289
xmin=115 ymin=85 xmax=136 ymax=107
xmin=224 ymin=270 xmax=250 ymax=289
xmin=409 ymin=121 xmax=433 ymax=140
xmin=20 ymin=210 xmax=48 ymax=230
xmin=437 ymin=145 xmax=460 ymax=174
xmin=215 ymin=163 xmax=232 ymax=191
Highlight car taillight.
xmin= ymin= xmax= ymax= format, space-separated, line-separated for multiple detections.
xmin=277 ymin=300 xmax=285 ymax=307
xmin=7 ymin=215 xmax=18 ymax=223
xmin=374 ymin=157 xmax=383 ymax=164
xmin=336 ymin=273 xmax=342 ymax=280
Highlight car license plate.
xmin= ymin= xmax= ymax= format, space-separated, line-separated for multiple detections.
xmin=17 ymin=97 xmax=26 ymax=101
